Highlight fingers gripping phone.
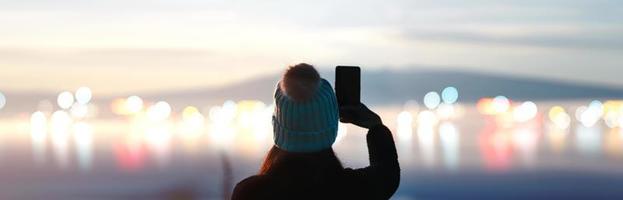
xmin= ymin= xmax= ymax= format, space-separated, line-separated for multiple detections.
xmin=335 ymin=66 xmax=361 ymax=107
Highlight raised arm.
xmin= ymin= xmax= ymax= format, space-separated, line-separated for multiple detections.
xmin=340 ymin=104 xmax=400 ymax=199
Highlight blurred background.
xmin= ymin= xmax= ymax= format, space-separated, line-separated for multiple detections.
xmin=1 ymin=0 xmax=623 ymax=199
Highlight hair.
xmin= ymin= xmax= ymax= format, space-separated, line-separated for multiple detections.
xmin=280 ymin=63 xmax=321 ymax=101
xmin=259 ymin=145 xmax=343 ymax=176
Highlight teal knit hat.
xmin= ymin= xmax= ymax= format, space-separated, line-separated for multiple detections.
xmin=272 ymin=79 xmax=339 ymax=152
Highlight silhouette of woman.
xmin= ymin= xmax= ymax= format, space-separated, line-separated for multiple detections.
xmin=232 ymin=63 xmax=400 ymax=200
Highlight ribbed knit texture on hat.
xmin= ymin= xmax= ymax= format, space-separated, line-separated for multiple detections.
xmin=272 ymin=79 xmax=339 ymax=152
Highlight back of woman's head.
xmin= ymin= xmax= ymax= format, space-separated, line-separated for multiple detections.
xmin=272 ymin=63 xmax=339 ymax=153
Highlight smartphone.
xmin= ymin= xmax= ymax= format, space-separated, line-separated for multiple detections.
xmin=335 ymin=66 xmax=361 ymax=107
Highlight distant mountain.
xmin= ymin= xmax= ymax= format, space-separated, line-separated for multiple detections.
xmin=144 ymin=69 xmax=623 ymax=108
xmin=2 ymin=69 xmax=622 ymax=116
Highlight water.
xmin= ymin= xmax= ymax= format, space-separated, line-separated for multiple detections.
xmin=0 ymin=102 xmax=622 ymax=199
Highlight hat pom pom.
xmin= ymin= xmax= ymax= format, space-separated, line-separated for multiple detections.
xmin=280 ymin=63 xmax=320 ymax=101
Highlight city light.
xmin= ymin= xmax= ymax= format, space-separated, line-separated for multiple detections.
xmin=549 ymin=106 xmax=571 ymax=129
xmin=423 ymin=91 xmax=441 ymax=109
xmin=417 ymin=110 xmax=439 ymax=127
xmin=146 ymin=101 xmax=172 ymax=122
xmin=145 ymin=123 xmax=173 ymax=167
xmin=417 ymin=124 xmax=436 ymax=168
xmin=126 ymin=96 xmax=144 ymax=114
xmin=477 ymin=98 xmax=496 ymax=115
xmin=577 ymin=100 xmax=604 ymax=127
xmin=4 ymin=86 xmax=623 ymax=178
xmin=236 ymin=100 xmax=265 ymax=130
xmin=546 ymin=125 xmax=568 ymax=154
xmin=30 ymin=111 xmax=47 ymax=135
xmin=181 ymin=106 xmax=205 ymax=133
xmin=513 ymin=101 xmax=538 ymax=122
xmin=576 ymin=125 xmax=602 ymax=156
xmin=492 ymin=96 xmax=510 ymax=114
xmin=182 ymin=106 xmax=202 ymax=120
xmin=209 ymin=100 xmax=237 ymax=124
xmin=604 ymin=112 xmax=619 ymax=128
xmin=111 ymin=96 xmax=145 ymax=115
xmin=439 ymin=122 xmax=460 ymax=170
xmin=30 ymin=111 xmax=47 ymax=164
xmin=51 ymin=110 xmax=72 ymax=169
xmin=70 ymin=103 xmax=89 ymax=118
xmin=436 ymin=103 xmax=458 ymax=120
xmin=75 ymin=87 xmax=92 ymax=105
xmin=479 ymin=127 xmax=513 ymax=171
xmin=441 ymin=87 xmax=459 ymax=104
xmin=397 ymin=111 xmax=413 ymax=141
xmin=57 ymin=91 xmax=74 ymax=110
xmin=512 ymin=128 xmax=539 ymax=167
xmin=603 ymin=100 xmax=623 ymax=128
xmin=0 ymin=91 xmax=6 ymax=110
xmin=73 ymin=122 xmax=94 ymax=146
xmin=73 ymin=122 xmax=94 ymax=171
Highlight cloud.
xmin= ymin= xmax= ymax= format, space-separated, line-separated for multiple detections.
xmin=403 ymin=28 xmax=623 ymax=51
xmin=0 ymin=0 xmax=622 ymax=93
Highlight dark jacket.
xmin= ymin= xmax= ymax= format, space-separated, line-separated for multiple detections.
xmin=232 ymin=124 xmax=400 ymax=200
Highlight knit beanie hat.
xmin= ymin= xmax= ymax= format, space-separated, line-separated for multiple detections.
xmin=272 ymin=73 xmax=339 ymax=153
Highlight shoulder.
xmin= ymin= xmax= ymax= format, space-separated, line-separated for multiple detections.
xmin=238 ymin=175 xmax=270 ymax=185
xmin=232 ymin=175 xmax=271 ymax=200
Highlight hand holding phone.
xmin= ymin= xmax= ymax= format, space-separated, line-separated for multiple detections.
xmin=339 ymin=103 xmax=382 ymax=129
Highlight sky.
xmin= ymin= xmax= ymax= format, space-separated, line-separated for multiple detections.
xmin=1 ymin=0 xmax=622 ymax=95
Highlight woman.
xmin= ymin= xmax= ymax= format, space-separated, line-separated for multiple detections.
xmin=232 ymin=63 xmax=400 ymax=200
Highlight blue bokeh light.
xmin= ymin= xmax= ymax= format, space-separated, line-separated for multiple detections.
xmin=441 ymin=87 xmax=459 ymax=104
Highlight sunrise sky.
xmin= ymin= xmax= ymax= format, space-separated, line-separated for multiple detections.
xmin=1 ymin=0 xmax=621 ymax=95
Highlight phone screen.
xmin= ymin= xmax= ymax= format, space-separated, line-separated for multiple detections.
xmin=335 ymin=66 xmax=361 ymax=107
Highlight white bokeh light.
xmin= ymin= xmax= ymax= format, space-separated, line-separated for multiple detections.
xmin=417 ymin=110 xmax=439 ymax=127
xmin=31 ymin=111 xmax=48 ymax=142
xmin=492 ymin=96 xmax=510 ymax=113
xmin=70 ymin=103 xmax=89 ymax=118
xmin=575 ymin=106 xmax=587 ymax=122
xmin=73 ymin=122 xmax=94 ymax=171
xmin=0 ymin=91 xmax=6 ymax=110
xmin=397 ymin=111 xmax=414 ymax=141
xmin=439 ymin=122 xmax=460 ymax=170
xmin=423 ymin=91 xmax=441 ymax=110
xmin=579 ymin=101 xmax=603 ymax=127
xmin=51 ymin=110 xmax=72 ymax=128
xmin=513 ymin=101 xmax=538 ymax=122
xmin=549 ymin=106 xmax=571 ymax=129
xmin=182 ymin=106 xmax=205 ymax=129
xmin=604 ymin=112 xmax=619 ymax=128
xmin=57 ymin=91 xmax=74 ymax=109
xmin=30 ymin=111 xmax=48 ymax=164
xmin=51 ymin=110 xmax=72 ymax=169
xmin=75 ymin=87 xmax=92 ymax=105
xmin=73 ymin=122 xmax=94 ymax=148
xmin=436 ymin=104 xmax=456 ymax=120
xmin=125 ymin=96 xmax=144 ymax=114
xmin=147 ymin=101 xmax=172 ymax=121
